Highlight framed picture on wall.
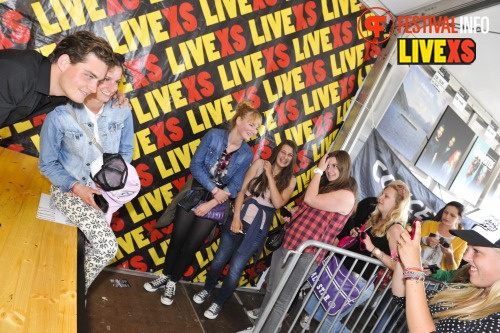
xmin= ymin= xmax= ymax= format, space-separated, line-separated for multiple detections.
xmin=415 ymin=107 xmax=475 ymax=186
xmin=449 ymin=138 xmax=499 ymax=205
xmin=377 ymin=66 xmax=447 ymax=161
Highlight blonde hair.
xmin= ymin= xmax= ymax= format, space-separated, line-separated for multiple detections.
xmin=229 ymin=100 xmax=262 ymax=130
xmin=431 ymin=258 xmax=500 ymax=321
xmin=368 ymin=180 xmax=410 ymax=237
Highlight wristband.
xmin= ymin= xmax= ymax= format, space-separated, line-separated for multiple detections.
xmin=403 ymin=269 xmax=425 ymax=282
xmin=313 ymin=168 xmax=324 ymax=175
xmin=404 ymin=265 xmax=424 ymax=272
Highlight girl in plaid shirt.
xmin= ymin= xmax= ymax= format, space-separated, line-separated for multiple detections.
xmin=238 ymin=150 xmax=358 ymax=333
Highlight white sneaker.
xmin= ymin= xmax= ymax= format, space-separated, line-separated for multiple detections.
xmin=300 ymin=314 xmax=311 ymax=330
xmin=236 ymin=326 xmax=254 ymax=333
xmin=193 ymin=289 xmax=210 ymax=304
xmin=246 ymin=308 xmax=260 ymax=320
xmin=160 ymin=280 xmax=176 ymax=305
xmin=143 ymin=274 xmax=169 ymax=292
xmin=204 ymin=302 xmax=222 ymax=319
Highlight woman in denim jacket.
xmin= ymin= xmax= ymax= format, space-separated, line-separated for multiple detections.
xmin=144 ymin=101 xmax=262 ymax=306
xmin=39 ymin=54 xmax=133 ymax=292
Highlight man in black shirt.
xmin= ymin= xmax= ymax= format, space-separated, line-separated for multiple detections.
xmin=0 ymin=30 xmax=116 ymax=127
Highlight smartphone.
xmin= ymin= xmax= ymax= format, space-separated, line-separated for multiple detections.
xmin=93 ymin=194 xmax=109 ymax=213
xmin=410 ymin=218 xmax=422 ymax=240
xmin=439 ymin=237 xmax=450 ymax=248
xmin=428 ymin=233 xmax=437 ymax=238
xmin=280 ymin=207 xmax=292 ymax=219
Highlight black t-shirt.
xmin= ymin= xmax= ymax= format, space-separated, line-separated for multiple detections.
xmin=0 ymin=49 xmax=68 ymax=127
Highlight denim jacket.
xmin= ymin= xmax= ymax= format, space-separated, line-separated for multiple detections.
xmin=190 ymin=128 xmax=252 ymax=198
xmin=39 ymin=102 xmax=134 ymax=193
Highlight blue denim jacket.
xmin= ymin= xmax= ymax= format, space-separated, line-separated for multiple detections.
xmin=39 ymin=102 xmax=134 ymax=193
xmin=190 ymin=128 xmax=253 ymax=198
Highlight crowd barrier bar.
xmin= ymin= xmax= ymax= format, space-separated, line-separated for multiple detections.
xmin=254 ymin=240 xmax=445 ymax=333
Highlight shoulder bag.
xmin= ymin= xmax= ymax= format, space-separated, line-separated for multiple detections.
xmin=307 ymin=255 xmax=363 ymax=316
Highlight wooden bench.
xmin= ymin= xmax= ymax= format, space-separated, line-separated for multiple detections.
xmin=0 ymin=147 xmax=82 ymax=333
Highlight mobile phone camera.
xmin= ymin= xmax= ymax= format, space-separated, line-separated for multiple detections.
xmin=438 ymin=237 xmax=450 ymax=248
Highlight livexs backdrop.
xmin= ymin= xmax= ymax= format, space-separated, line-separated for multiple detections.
xmin=0 ymin=0 xmax=382 ymax=285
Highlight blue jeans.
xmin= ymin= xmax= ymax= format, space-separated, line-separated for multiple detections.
xmin=305 ymin=277 xmax=375 ymax=333
xmin=204 ymin=221 xmax=262 ymax=306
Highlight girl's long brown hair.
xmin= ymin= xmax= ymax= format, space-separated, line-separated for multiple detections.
xmin=317 ymin=150 xmax=358 ymax=212
xmin=248 ymin=140 xmax=298 ymax=197
xmin=318 ymin=150 xmax=356 ymax=193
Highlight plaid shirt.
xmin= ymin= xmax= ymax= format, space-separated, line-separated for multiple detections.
xmin=283 ymin=202 xmax=352 ymax=266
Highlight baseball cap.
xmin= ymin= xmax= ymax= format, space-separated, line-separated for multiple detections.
xmin=450 ymin=217 xmax=500 ymax=248
xmin=91 ymin=157 xmax=141 ymax=223
xmin=90 ymin=153 xmax=128 ymax=191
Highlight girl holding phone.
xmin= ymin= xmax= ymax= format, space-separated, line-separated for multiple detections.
xmin=394 ymin=217 xmax=500 ymax=332
xmin=420 ymin=201 xmax=467 ymax=272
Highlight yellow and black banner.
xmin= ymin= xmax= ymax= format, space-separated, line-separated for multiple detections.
xmin=0 ymin=0 xmax=383 ymax=285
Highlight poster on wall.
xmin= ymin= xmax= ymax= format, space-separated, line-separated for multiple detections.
xmin=352 ymin=130 xmax=443 ymax=221
xmin=352 ymin=129 xmax=477 ymax=229
xmin=449 ymin=138 xmax=499 ymax=205
xmin=377 ymin=66 xmax=446 ymax=161
xmin=415 ymin=106 xmax=475 ymax=186
xmin=482 ymin=173 xmax=500 ymax=212
xmin=0 ymin=1 xmax=383 ymax=283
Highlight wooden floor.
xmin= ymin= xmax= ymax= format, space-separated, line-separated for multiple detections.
xmin=86 ymin=269 xmax=264 ymax=333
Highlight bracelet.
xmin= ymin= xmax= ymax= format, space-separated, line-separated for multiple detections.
xmin=370 ymin=247 xmax=376 ymax=254
xmin=404 ymin=265 xmax=424 ymax=272
xmin=403 ymin=269 xmax=426 ymax=282
xmin=390 ymin=250 xmax=401 ymax=262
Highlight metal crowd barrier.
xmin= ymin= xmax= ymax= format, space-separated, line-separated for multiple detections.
xmin=254 ymin=240 xmax=446 ymax=333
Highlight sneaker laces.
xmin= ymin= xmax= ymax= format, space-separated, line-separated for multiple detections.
xmin=164 ymin=281 xmax=175 ymax=297
xmin=207 ymin=303 xmax=220 ymax=314
xmin=198 ymin=290 xmax=209 ymax=299
xmin=150 ymin=275 xmax=169 ymax=288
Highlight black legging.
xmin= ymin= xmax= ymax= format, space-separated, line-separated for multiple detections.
xmin=162 ymin=207 xmax=217 ymax=281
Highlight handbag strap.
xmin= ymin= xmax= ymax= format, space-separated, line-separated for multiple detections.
xmin=242 ymin=194 xmax=254 ymax=204
xmin=65 ymin=104 xmax=104 ymax=154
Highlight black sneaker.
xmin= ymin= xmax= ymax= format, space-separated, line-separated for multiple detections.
xmin=204 ymin=302 xmax=222 ymax=319
xmin=143 ymin=274 xmax=169 ymax=292
xmin=193 ymin=289 xmax=210 ymax=304
xmin=161 ymin=280 xmax=176 ymax=305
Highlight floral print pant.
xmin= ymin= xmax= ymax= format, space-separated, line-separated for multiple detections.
xmin=51 ymin=186 xmax=118 ymax=292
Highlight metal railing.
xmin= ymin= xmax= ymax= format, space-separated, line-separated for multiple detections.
xmin=254 ymin=240 xmax=445 ymax=333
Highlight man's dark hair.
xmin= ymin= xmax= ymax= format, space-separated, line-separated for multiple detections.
xmin=49 ymin=30 xmax=114 ymax=67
